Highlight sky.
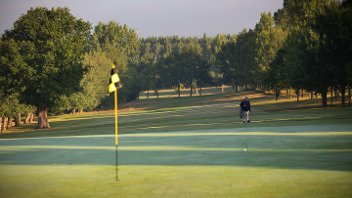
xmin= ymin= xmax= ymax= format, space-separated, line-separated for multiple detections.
xmin=0 ymin=0 xmax=283 ymax=38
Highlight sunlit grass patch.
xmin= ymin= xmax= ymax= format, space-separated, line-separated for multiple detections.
xmin=1 ymin=165 xmax=350 ymax=198
xmin=1 ymin=124 xmax=352 ymax=197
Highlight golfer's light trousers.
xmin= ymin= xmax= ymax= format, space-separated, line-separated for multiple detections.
xmin=243 ymin=111 xmax=250 ymax=122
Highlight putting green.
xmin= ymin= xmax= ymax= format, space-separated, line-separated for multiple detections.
xmin=1 ymin=125 xmax=352 ymax=197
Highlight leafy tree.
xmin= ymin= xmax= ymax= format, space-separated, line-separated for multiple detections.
xmin=254 ymin=12 xmax=286 ymax=88
xmin=263 ymin=26 xmax=288 ymax=98
xmin=2 ymin=7 xmax=91 ymax=128
xmin=313 ymin=0 xmax=352 ymax=106
xmin=91 ymin=21 xmax=139 ymax=73
xmin=278 ymin=0 xmax=339 ymax=106
xmin=0 ymin=94 xmax=34 ymax=131
xmin=210 ymin=34 xmax=231 ymax=85
xmin=181 ymin=38 xmax=206 ymax=96
xmin=0 ymin=38 xmax=36 ymax=129
xmin=52 ymin=95 xmax=72 ymax=114
xmin=0 ymin=95 xmax=17 ymax=132
xmin=160 ymin=52 xmax=185 ymax=98
xmin=0 ymin=39 xmax=33 ymax=97
xmin=217 ymin=40 xmax=239 ymax=90
xmin=233 ymin=29 xmax=257 ymax=89
xmin=200 ymin=33 xmax=212 ymax=65
xmin=255 ymin=12 xmax=275 ymax=71
xmin=128 ymin=36 xmax=213 ymax=99
xmin=137 ymin=39 xmax=158 ymax=98
xmin=267 ymin=49 xmax=289 ymax=100
xmin=91 ymin=21 xmax=139 ymax=103
xmin=80 ymin=50 xmax=113 ymax=110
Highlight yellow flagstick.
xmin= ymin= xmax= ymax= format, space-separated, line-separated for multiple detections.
xmin=115 ymin=89 xmax=118 ymax=145
xmin=109 ymin=63 xmax=121 ymax=181
xmin=114 ymin=89 xmax=119 ymax=181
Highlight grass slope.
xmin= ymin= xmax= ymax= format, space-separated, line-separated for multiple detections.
xmin=0 ymin=91 xmax=352 ymax=197
xmin=2 ymin=91 xmax=352 ymax=138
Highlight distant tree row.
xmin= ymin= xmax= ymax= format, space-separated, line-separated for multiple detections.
xmin=1 ymin=0 xmax=351 ymax=129
xmin=126 ymin=36 xmax=213 ymax=99
xmin=126 ymin=0 xmax=352 ymax=107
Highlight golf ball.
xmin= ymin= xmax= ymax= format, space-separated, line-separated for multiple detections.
xmin=244 ymin=148 xmax=247 ymax=152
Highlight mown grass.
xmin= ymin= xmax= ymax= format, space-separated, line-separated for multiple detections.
xmin=0 ymin=91 xmax=352 ymax=197
xmin=1 ymin=91 xmax=351 ymax=138
xmin=1 ymin=125 xmax=352 ymax=197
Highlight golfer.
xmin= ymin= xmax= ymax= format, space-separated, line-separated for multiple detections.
xmin=240 ymin=96 xmax=251 ymax=123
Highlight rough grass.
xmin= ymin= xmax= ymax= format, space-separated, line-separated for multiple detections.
xmin=0 ymin=91 xmax=352 ymax=197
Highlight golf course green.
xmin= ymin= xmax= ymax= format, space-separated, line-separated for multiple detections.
xmin=1 ymin=91 xmax=352 ymax=197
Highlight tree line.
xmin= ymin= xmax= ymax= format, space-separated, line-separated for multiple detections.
xmin=1 ymin=0 xmax=351 ymax=130
xmin=131 ymin=0 xmax=352 ymax=107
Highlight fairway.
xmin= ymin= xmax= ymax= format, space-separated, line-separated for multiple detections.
xmin=1 ymin=125 xmax=352 ymax=197
xmin=1 ymin=92 xmax=352 ymax=197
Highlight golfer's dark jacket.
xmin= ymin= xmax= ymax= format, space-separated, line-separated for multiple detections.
xmin=240 ymin=100 xmax=251 ymax=112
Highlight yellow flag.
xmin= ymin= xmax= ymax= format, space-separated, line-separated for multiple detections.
xmin=108 ymin=64 xmax=122 ymax=93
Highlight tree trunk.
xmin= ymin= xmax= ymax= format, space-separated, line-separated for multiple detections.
xmin=330 ymin=87 xmax=333 ymax=107
xmin=348 ymin=86 xmax=351 ymax=106
xmin=137 ymin=88 xmax=140 ymax=100
xmin=275 ymin=88 xmax=280 ymax=101
xmin=232 ymin=83 xmax=236 ymax=91
xmin=310 ymin=91 xmax=314 ymax=100
xmin=235 ymin=83 xmax=239 ymax=93
xmin=25 ymin=113 xmax=31 ymax=124
xmin=286 ymin=89 xmax=289 ymax=98
xmin=199 ymin=86 xmax=202 ymax=96
xmin=322 ymin=90 xmax=328 ymax=107
xmin=30 ymin=113 xmax=34 ymax=123
xmin=7 ymin=118 xmax=13 ymax=129
xmin=0 ymin=116 xmax=2 ymax=133
xmin=147 ymin=90 xmax=149 ymax=99
xmin=15 ymin=113 xmax=22 ymax=127
xmin=295 ymin=89 xmax=300 ymax=102
xmin=178 ymin=83 xmax=181 ymax=98
xmin=334 ymin=87 xmax=339 ymax=100
xmin=340 ymin=85 xmax=346 ymax=107
xmin=156 ymin=90 xmax=159 ymax=99
xmin=2 ymin=117 xmax=8 ymax=131
xmin=36 ymin=108 xmax=50 ymax=129
xmin=190 ymin=82 xmax=193 ymax=97
xmin=301 ymin=89 xmax=304 ymax=98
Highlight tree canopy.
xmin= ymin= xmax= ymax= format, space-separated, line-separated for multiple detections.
xmin=2 ymin=7 xmax=91 ymax=128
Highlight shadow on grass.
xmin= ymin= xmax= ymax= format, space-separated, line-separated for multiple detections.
xmin=1 ymin=130 xmax=352 ymax=172
xmin=0 ymin=146 xmax=351 ymax=172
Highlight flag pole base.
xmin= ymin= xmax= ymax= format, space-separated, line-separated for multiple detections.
xmin=115 ymin=144 xmax=119 ymax=181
